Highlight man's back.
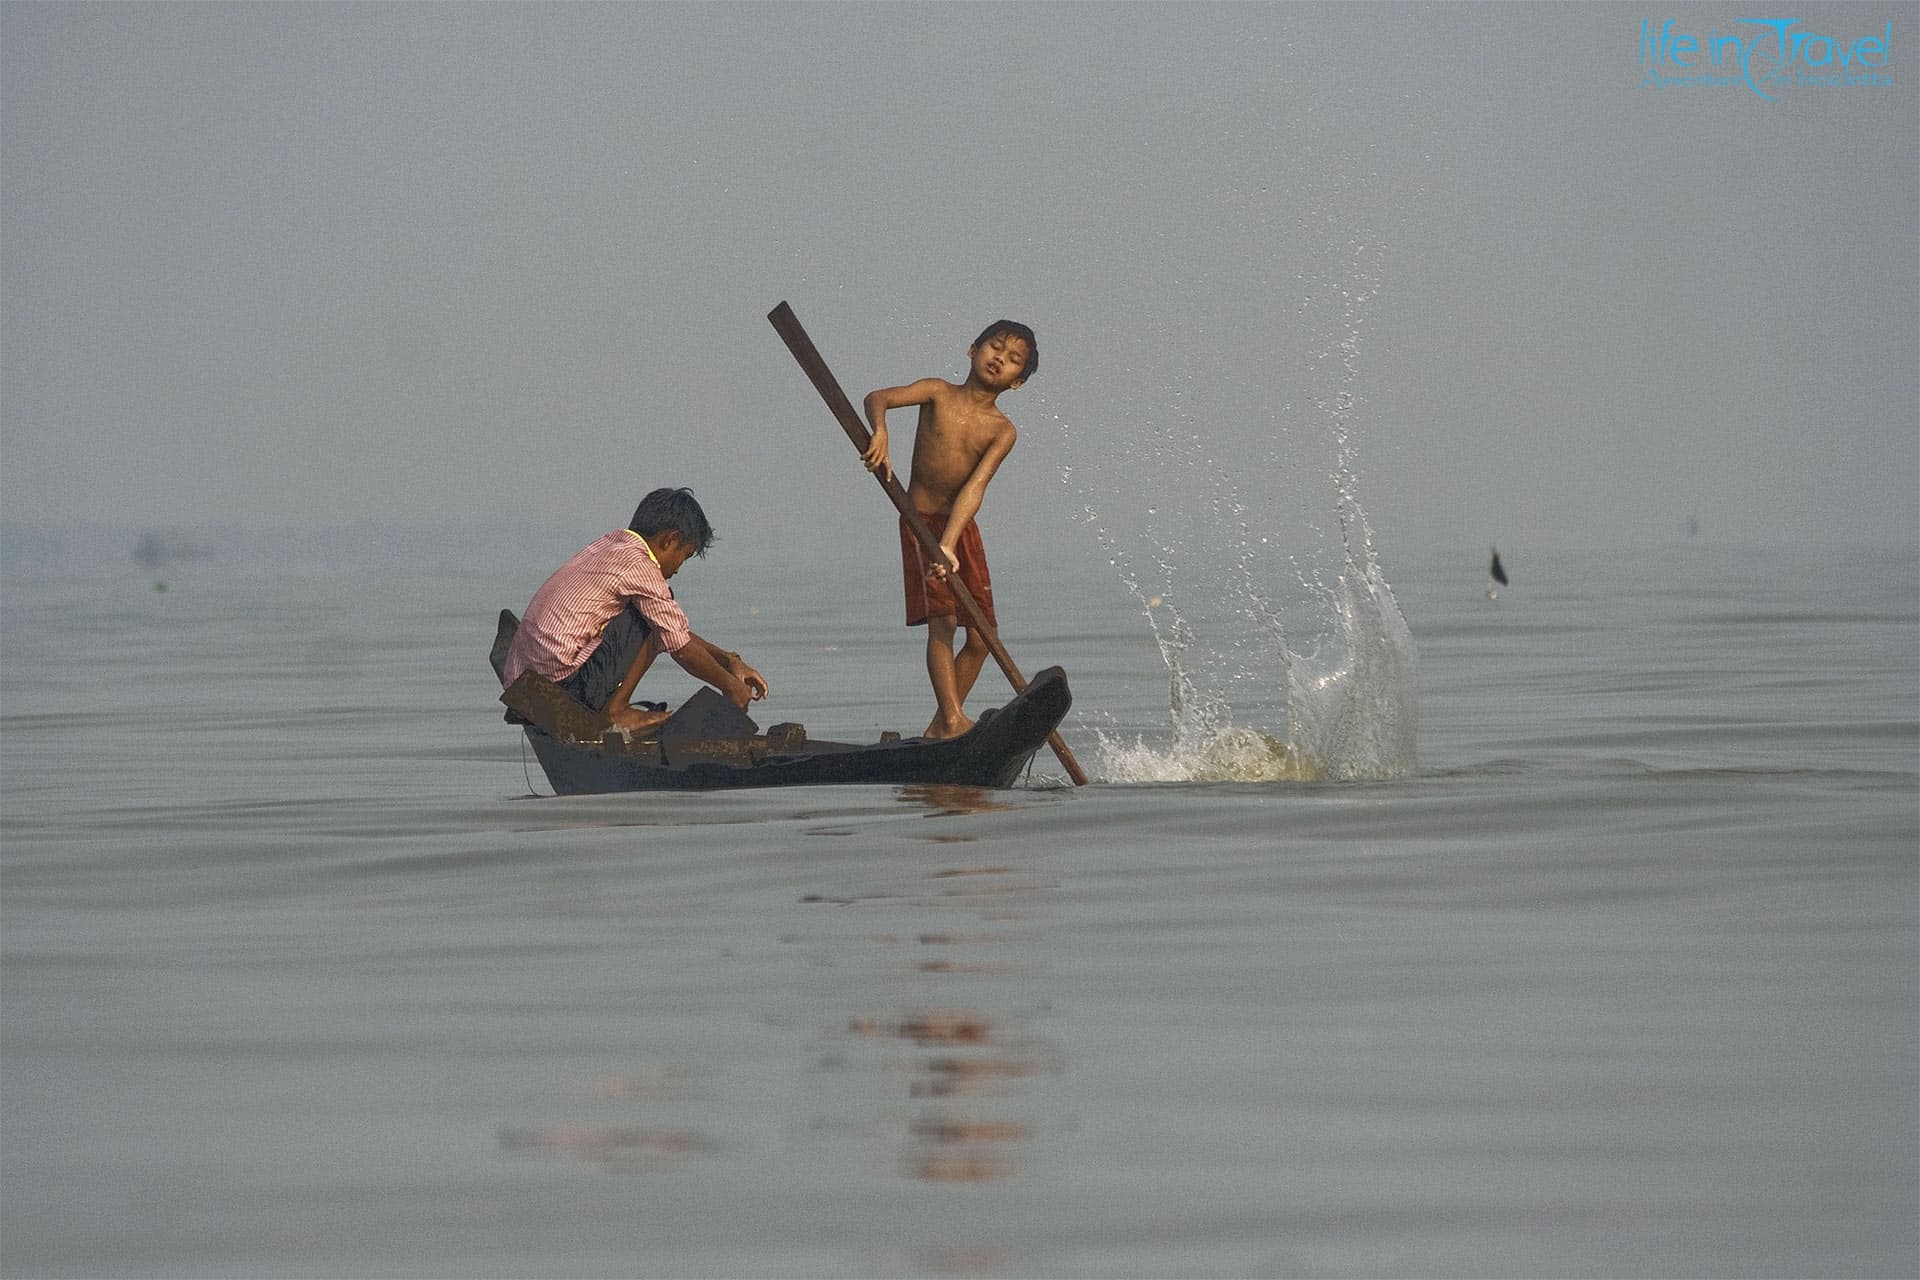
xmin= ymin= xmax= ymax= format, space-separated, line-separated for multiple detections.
xmin=502 ymin=531 xmax=689 ymax=686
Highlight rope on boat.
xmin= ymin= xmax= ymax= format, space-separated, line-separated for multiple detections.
xmin=520 ymin=734 xmax=549 ymax=798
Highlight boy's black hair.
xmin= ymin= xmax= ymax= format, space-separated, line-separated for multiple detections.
xmin=629 ymin=487 xmax=715 ymax=555
xmin=973 ymin=320 xmax=1038 ymax=382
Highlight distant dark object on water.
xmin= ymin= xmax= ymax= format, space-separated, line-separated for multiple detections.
xmin=133 ymin=533 xmax=213 ymax=570
xmin=1685 ymin=515 xmax=1700 ymax=537
xmin=1486 ymin=546 xmax=1509 ymax=600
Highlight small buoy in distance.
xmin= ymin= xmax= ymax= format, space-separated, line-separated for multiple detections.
xmin=1489 ymin=547 xmax=1508 ymax=586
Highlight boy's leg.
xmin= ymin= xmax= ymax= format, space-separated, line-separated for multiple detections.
xmin=923 ymin=614 xmax=974 ymax=739
xmin=936 ymin=517 xmax=993 ymax=711
xmin=952 ymin=624 xmax=990 ymax=705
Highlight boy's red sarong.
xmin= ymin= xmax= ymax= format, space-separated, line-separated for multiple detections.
xmin=900 ymin=512 xmax=997 ymax=628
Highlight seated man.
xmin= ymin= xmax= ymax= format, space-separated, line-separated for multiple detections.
xmin=502 ymin=487 xmax=768 ymax=733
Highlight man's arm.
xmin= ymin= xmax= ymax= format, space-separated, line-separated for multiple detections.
xmin=690 ymin=634 xmax=768 ymax=700
xmin=670 ymin=631 xmax=759 ymax=710
xmin=929 ymin=424 xmax=1017 ymax=577
xmin=861 ymin=377 xmax=947 ymax=483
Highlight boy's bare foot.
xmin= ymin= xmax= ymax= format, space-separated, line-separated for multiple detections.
xmin=922 ymin=711 xmax=974 ymax=740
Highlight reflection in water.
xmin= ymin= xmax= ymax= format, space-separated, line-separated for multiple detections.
xmin=788 ymin=795 xmax=1061 ymax=1274
xmin=497 ymin=1125 xmax=716 ymax=1172
xmin=909 ymin=1115 xmax=1029 ymax=1183
xmin=849 ymin=1007 xmax=1044 ymax=1180
xmin=582 ymin=1067 xmax=694 ymax=1100
xmin=908 ymin=1145 xmax=1015 ymax=1183
xmin=896 ymin=784 xmax=1015 ymax=816
xmin=910 ymin=1116 xmax=1030 ymax=1143
xmin=851 ymin=1010 xmax=994 ymax=1044
xmin=830 ymin=853 xmax=1059 ymax=1194
xmin=910 ymin=1245 xmax=1014 ymax=1275
xmin=496 ymin=1065 xmax=708 ymax=1172
xmin=916 ymin=958 xmax=996 ymax=973
xmin=912 ymin=1052 xmax=1043 ymax=1098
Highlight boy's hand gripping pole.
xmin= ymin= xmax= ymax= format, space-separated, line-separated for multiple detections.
xmin=768 ymin=301 xmax=1088 ymax=786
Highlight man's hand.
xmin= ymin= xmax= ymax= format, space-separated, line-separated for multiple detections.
xmin=718 ymin=672 xmax=755 ymax=711
xmin=732 ymin=659 xmax=769 ymax=701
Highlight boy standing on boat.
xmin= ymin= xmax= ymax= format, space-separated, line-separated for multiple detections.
xmin=502 ymin=488 xmax=768 ymax=733
xmin=861 ymin=321 xmax=1036 ymax=740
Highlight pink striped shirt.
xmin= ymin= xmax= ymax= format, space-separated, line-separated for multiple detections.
xmin=503 ymin=530 xmax=693 ymax=686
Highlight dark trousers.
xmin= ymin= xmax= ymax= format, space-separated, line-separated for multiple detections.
xmin=557 ymin=606 xmax=654 ymax=711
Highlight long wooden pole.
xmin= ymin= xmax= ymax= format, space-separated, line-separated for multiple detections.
xmin=767 ymin=301 xmax=1088 ymax=786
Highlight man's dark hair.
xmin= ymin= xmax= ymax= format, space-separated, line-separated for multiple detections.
xmin=629 ymin=487 xmax=715 ymax=555
xmin=973 ymin=320 xmax=1037 ymax=382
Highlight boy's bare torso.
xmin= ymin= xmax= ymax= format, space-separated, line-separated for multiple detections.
xmin=905 ymin=386 xmax=1017 ymax=513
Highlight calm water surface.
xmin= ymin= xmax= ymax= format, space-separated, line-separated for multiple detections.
xmin=2 ymin=533 xmax=1914 ymax=1278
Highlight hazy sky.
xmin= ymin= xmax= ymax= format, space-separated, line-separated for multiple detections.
xmin=3 ymin=2 xmax=1915 ymax=560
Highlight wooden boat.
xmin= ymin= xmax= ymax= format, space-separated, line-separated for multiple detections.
xmin=489 ymin=611 xmax=1073 ymax=793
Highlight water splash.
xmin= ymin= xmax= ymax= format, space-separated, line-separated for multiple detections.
xmin=1061 ymin=233 xmax=1418 ymax=784
xmin=1294 ymin=232 xmax=1419 ymax=780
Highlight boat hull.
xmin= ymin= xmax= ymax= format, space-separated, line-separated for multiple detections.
xmin=522 ymin=669 xmax=1071 ymax=794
